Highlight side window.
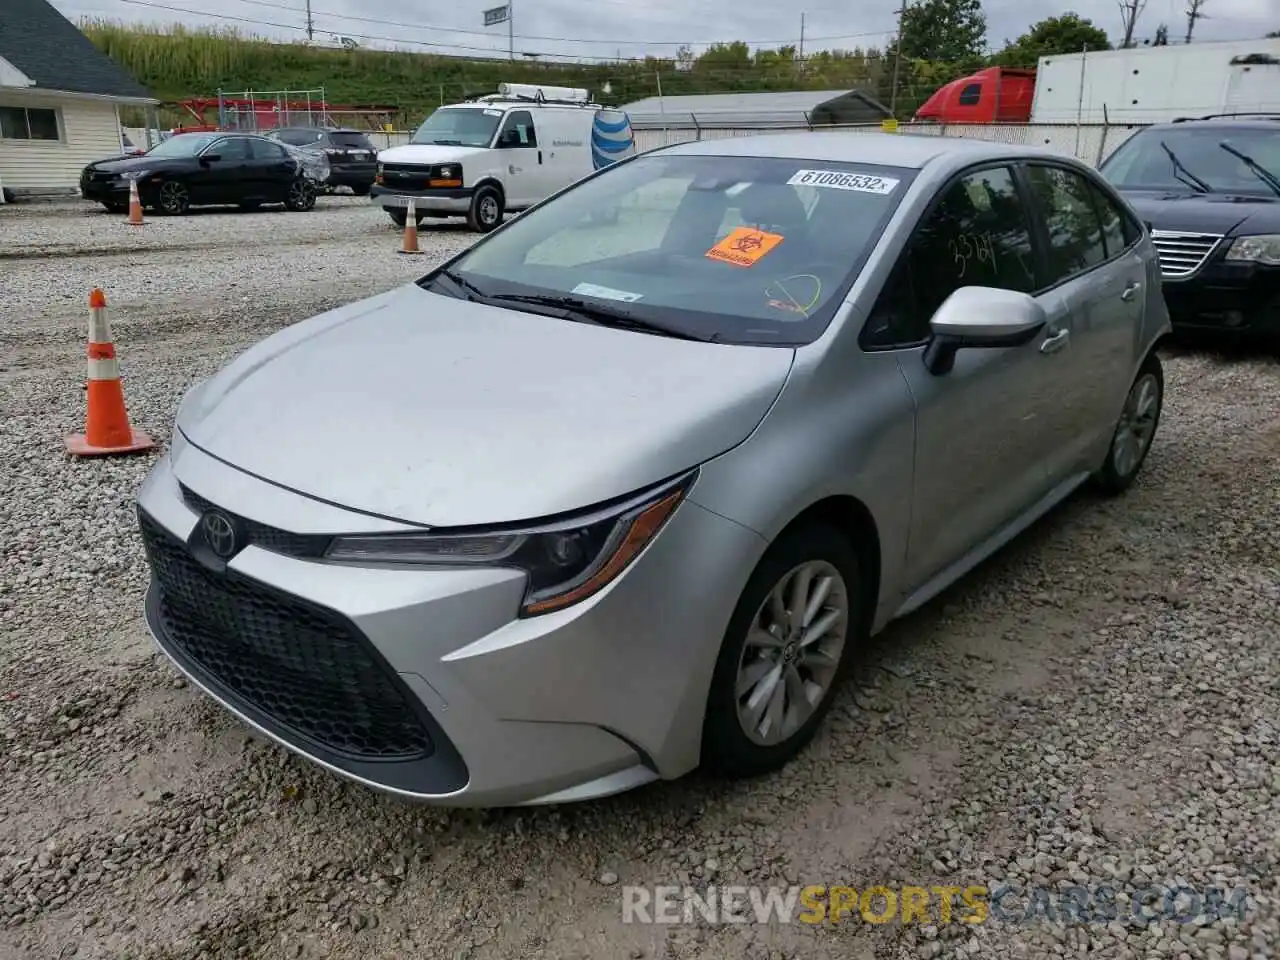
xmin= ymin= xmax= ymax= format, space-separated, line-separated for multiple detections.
xmin=256 ymin=140 xmax=290 ymax=160
xmin=958 ymin=83 xmax=982 ymax=106
xmin=864 ymin=166 xmax=1038 ymax=347
xmin=1086 ymin=181 xmax=1143 ymax=257
xmin=211 ymin=137 xmax=253 ymax=161
xmin=498 ymin=110 xmax=537 ymax=148
xmin=1026 ymin=165 xmax=1107 ymax=283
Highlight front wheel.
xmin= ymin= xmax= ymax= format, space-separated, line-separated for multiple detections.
xmin=701 ymin=524 xmax=860 ymax=779
xmin=467 ymin=184 xmax=503 ymax=233
xmin=284 ymin=178 xmax=316 ymax=212
xmin=1092 ymin=351 xmax=1164 ymax=495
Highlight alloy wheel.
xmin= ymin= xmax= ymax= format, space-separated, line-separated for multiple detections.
xmin=159 ymin=181 xmax=188 ymax=215
xmin=1112 ymin=371 xmax=1160 ymax=478
xmin=735 ymin=560 xmax=849 ymax=746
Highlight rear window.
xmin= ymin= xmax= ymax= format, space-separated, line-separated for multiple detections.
xmin=439 ymin=152 xmax=915 ymax=346
xmin=330 ymin=131 xmax=375 ymax=149
xmin=272 ymin=128 xmax=324 ymax=146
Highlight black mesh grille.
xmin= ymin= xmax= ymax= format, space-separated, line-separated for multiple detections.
xmin=181 ymin=485 xmax=332 ymax=559
xmin=140 ymin=510 xmax=433 ymax=761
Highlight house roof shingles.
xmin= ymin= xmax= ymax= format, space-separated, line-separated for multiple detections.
xmin=1 ymin=0 xmax=154 ymax=100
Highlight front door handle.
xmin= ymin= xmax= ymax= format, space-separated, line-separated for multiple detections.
xmin=1040 ymin=328 xmax=1071 ymax=354
xmin=1120 ymin=281 xmax=1142 ymax=302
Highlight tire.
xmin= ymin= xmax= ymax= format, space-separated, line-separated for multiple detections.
xmin=102 ymin=201 xmax=127 ymax=214
xmin=467 ymin=184 xmax=504 ymax=233
xmin=156 ymin=180 xmax=190 ymax=216
xmin=701 ymin=523 xmax=862 ymax=779
xmin=284 ymin=178 xmax=316 ymax=212
xmin=1092 ymin=351 xmax=1164 ymax=496
xmin=350 ymin=184 xmax=372 ymax=196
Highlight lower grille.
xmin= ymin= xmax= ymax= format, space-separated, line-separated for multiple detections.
xmin=379 ymin=163 xmax=434 ymax=191
xmin=139 ymin=510 xmax=433 ymax=761
xmin=1150 ymin=230 xmax=1223 ymax=280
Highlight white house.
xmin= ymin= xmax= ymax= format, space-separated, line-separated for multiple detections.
xmin=1 ymin=0 xmax=158 ymax=198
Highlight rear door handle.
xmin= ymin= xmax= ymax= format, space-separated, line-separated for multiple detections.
xmin=1040 ymin=328 xmax=1070 ymax=354
xmin=1120 ymin=281 xmax=1142 ymax=302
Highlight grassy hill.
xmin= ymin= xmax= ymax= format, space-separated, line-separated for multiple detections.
xmin=82 ymin=21 xmax=894 ymax=127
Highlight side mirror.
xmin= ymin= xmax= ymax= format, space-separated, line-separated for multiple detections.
xmin=922 ymin=286 xmax=1046 ymax=376
xmin=201 ymin=153 xmax=222 ymax=163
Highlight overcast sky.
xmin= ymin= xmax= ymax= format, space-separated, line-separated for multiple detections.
xmin=52 ymin=0 xmax=1278 ymax=64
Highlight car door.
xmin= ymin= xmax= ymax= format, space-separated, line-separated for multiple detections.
xmin=1022 ymin=162 xmax=1140 ymax=478
xmin=495 ymin=109 xmax=541 ymax=207
xmin=861 ymin=164 xmax=1063 ymax=591
xmin=250 ymin=137 xmax=298 ymax=202
xmin=198 ymin=136 xmax=254 ymax=204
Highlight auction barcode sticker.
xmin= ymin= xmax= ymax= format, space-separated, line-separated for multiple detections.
xmin=786 ymin=170 xmax=900 ymax=194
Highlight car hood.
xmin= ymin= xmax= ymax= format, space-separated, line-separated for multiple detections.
xmin=1121 ymin=190 xmax=1280 ymax=236
xmin=376 ymin=144 xmax=490 ymax=165
xmin=177 ymin=284 xmax=795 ymax=528
xmin=86 ymin=155 xmax=179 ymax=174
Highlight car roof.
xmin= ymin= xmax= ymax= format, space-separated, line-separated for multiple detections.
xmin=657 ymin=130 xmax=1076 ymax=171
xmin=1149 ymin=117 xmax=1280 ymax=131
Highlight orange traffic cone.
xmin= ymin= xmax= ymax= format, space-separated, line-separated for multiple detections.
xmin=65 ymin=289 xmax=155 ymax=457
xmin=398 ymin=198 xmax=423 ymax=256
xmin=127 ymin=179 xmax=145 ymax=225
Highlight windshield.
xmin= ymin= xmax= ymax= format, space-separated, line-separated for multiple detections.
xmin=410 ymin=107 xmax=501 ymax=147
xmin=146 ymin=134 xmax=218 ymax=158
xmin=431 ymin=153 xmax=914 ymax=345
xmin=1101 ymin=126 xmax=1280 ymax=194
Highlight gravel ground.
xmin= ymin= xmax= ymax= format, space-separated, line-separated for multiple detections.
xmin=1 ymin=197 xmax=1278 ymax=960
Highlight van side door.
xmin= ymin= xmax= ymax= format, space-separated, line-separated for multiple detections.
xmin=494 ymin=109 xmax=540 ymax=208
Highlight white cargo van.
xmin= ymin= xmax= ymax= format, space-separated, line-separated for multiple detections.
xmin=371 ymin=83 xmax=637 ymax=232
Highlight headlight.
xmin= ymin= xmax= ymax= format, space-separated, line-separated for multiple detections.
xmin=324 ymin=470 xmax=697 ymax=617
xmin=429 ymin=163 xmax=462 ymax=188
xmin=1224 ymin=234 xmax=1280 ymax=266
xmin=121 ymin=170 xmax=151 ymax=181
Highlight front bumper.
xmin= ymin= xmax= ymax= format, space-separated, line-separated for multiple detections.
xmin=370 ymin=183 xmax=474 ymax=216
xmin=136 ymin=438 xmax=763 ymax=807
xmin=80 ymin=176 xmax=130 ymax=203
xmin=1163 ymin=259 xmax=1280 ymax=335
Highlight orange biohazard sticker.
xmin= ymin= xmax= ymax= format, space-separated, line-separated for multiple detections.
xmin=705 ymin=227 xmax=785 ymax=268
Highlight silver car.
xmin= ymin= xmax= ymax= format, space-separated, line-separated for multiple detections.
xmin=137 ymin=133 xmax=1169 ymax=807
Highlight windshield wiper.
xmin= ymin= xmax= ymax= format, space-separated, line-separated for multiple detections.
xmin=485 ymin=293 xmax=712 ymax=341
xmin=426 ymin=138 xmax=463 ymax=145
xmin=426 ymin=267 xmax=488 ymax=301
xmin=1219 ymin=141 xmax=1280 ymax=198
xmin=1159 ymin=140 xmax=1211 ymax=193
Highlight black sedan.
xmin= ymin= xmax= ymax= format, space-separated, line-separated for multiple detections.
xmin=1099 ymin=116 xmax=1280 ymax=340
xmin=266 ymin=126 xmax=378 ymax=195
xmin=80 ymin=131 xmax=317 ymax=216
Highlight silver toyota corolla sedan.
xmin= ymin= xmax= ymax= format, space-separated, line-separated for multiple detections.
xmin=137 ymin=132 xmax=1170 ymax=807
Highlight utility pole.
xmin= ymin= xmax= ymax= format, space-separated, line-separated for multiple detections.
xmin=889 ymin=0 xmax=907 ymax=116
xmin=1185 ymin=0 xmax=1207 ymax=43
xmin=509 ymin=0 xmax=514 ymax=61
xmin=304 ymin=0 xmax=314 ymax=40
xmin=799 ymin=13 xmax=806 ymax=63
xmin=1118 ymin=0 xmax=1147 ymax=48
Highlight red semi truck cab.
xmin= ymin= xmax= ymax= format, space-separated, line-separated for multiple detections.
xmin=914 ymin=66 xmax=1037 ymax=123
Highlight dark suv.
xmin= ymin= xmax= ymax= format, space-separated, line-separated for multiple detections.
xmin=267 ymin=127 xmax=378 ymax=195
xmin=1099 ymin=115 xmax=1280 ymax=339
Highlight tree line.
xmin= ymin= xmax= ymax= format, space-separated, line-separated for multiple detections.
xmin=85 ymin=3 xmax=1276 ymax=126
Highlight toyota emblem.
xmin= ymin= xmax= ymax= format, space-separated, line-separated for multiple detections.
xmin=200 ymin=511 xmax=238 ymax=559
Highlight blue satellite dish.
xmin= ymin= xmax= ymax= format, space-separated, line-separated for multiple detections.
xmin=591 ymin=109 xmax=636 ymax=170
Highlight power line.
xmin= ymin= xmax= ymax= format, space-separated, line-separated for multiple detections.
xmin=102 ymin=0 xmax=896 ymax=52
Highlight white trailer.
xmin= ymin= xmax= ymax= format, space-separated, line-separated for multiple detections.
xmin=1031 ymin=38 xmax=1280 ymax=125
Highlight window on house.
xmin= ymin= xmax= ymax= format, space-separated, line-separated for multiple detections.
xmin=0 ymin=106 xmax=60 ymax=140
xmin=958 ymin=83 xmax=982 ymax=106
